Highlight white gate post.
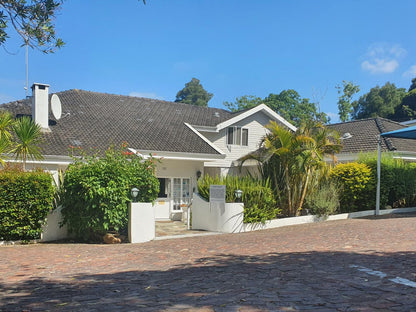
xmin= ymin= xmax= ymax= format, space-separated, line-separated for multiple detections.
xmin=129 ymin=202 xmax=155 ymax=243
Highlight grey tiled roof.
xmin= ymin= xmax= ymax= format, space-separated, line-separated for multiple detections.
xmin=327 ymin=117 xmax=416 ymax=154
xmin=0 ymin=89 xmax=239 ymax=157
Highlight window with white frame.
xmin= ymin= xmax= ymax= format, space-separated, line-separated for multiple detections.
xmin=227 ymin=127 xmax=248 ymax=146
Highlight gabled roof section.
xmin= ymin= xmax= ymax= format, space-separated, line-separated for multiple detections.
xmin=327 ymin=117 xmax=416 ymax=154
xmin=0 ymin=89 xmax=237 ymax=157
xmin=215 ymin=104 xmax=297 ymax=132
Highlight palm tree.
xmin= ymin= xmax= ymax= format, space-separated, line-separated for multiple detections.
xmin=12 ymin=116 xmax=44 ymax=171
xmin=0 ymin=111 xmax=14 ymax=165
xmin=247 ymin=120 xmax=341 ymax=216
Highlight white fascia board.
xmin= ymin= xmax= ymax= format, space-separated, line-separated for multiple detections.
xmin=216 ymin=104 xmax=297 ymax=132
xmin=129 ymin=148 xmax=225 ymax=162
xmin=191 ymin=125 xmax=218 ymax=133
xmin=184 ymin=123 xmax=226 ymax=155
xmin=3 ymin=154 xmax=73 ymax=166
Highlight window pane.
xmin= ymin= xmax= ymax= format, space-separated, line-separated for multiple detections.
xmin=242 ymin=129 xmax=248 ymax=146
xmin=235 ymin=127 xmax=241 ymax=145
xmin=157 ymin=178 xmax=167 ymax=198
xmin=227 ymin=127 xmax=234 ymax=145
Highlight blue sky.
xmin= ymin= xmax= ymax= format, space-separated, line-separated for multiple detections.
xmin=0 ymin=0 xmax=415 ymax=123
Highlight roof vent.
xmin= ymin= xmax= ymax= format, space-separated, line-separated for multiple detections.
xmin=341 ymin=132 xmax=353 ymax=140
xmin=214 ymin=112 xmax=220 ymax=118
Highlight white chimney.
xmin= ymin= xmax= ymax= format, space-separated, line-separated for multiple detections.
xmin=31 ymin=83 xmax=50 ymax=129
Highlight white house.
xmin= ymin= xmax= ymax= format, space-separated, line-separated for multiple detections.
xmin=1 ymin=83 xmax=295 ymax=220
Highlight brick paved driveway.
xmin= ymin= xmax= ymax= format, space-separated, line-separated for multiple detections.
xmin=1 ymin=214 xmax=416 ymax=311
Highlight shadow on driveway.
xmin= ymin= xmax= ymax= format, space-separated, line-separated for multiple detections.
xmin=2 ymin=251 xmax=416 ymax=311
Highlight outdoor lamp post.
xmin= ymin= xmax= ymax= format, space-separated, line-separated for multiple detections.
xmin=131 ymin=187 xmax=139 ymax=203
xmin=235 ymin=189 xmax=243 ymax=202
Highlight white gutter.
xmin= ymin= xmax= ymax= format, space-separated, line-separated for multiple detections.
xmin=128 ymin=148 xmax=225 ymax=162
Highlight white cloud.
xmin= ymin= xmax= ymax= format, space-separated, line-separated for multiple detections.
xmin=129 ymin=92 xmax=164 ymax=100
xmin=361 ymin=59 xmax=399 ymax=74
xmin=403 ymin=65 xmax=416 ymax=77
xmin=361 ymin=43 xmax=406 ymax=74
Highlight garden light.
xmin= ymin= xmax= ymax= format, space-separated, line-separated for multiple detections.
xmin=235 ymin=189 xmax=243 ymax=202
xmin=131 ymin=187 xmax=139 ymax=202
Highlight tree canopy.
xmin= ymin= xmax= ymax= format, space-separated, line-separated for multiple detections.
xmin=351 ymin=82 xmax=406 ymax=120
xmin=224 ymin=90 xmax=327 ymax=127
xmin=175 ymin=78 xmax=213 ymax=107
xmin=336 ymin=81 xmax=360 ymax=122
xmin=223 ymin=95 xmax=263 ymax=112
xmin=0 ymin=0 xmax=64 ymax=53
xmin=409 ymin=78 xmax=416 ymax=92
xmin=264 ymin=90 xmax=328 ymax=127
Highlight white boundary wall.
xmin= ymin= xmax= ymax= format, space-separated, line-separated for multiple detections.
xmin=192 ymin=194 xmax=244 ymax=233
xmin=243 ymin=207 xmax=416 ymax=232
xmin=192 ymin=194 xmax=416 ymax=234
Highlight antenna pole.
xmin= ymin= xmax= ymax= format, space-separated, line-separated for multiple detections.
xmin=25 ymin=38 xmax=28 ymax=97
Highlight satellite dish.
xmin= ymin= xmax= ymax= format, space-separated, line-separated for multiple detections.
xmin=50 ymin=94 xmax=62 ymax=120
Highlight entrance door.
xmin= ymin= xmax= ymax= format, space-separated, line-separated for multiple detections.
xmin=171 ymin=178 xmax=191 ymax=219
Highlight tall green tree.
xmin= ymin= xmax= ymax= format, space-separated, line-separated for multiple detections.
xmin=264 ymin=90 xmax=328 ymax=127
xmin=11 ymin=116 xmax=43 ymax=170
xmin=352 ymin=82 xmax=406 ymax=120
xmin=223 ymin=95 xmax=263 ymax=112
xmin=393 ymin=89 xmax=416 ymax=121
xmin=175 ymin=78 xmax=213 ymax=107
xmin=0 ymin=0 xmax=64 ymax=53
xmin=336 ymin=81 xmax=360 ymax=122
xmin=409 ymin=78 xmax=416 ymax=92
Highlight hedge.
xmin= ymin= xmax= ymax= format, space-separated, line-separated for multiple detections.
xmin=0 ymin=168 xmax=54 ymax=241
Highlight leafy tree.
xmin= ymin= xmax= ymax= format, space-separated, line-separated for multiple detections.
xmin=0 ymin=0 xmax=64 ymax=53
xmin=11 ymin=116 xmax=43 ymax=171
xmin=409 ymin=78 xmax=416 ymax=92
xmin=175 ymin=78 xmax=213 ymax=107
xmin=223 ymin=95 xmax=263 ymax=112
xmin=393 ymin=89 xmax=416 ymax=121
xmin=264 ymin=90 xmax=328 ymax=127
xmin=352 ymin=82 xmax=406 ymax=120
xmin=336 ymin=81 xmax=360 ymax=122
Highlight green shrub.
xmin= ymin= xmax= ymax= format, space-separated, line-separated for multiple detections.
xmin=197 ymin=175 xmax=280 ymax=223
xmin=330 ymin=162 xmax=374 ymax=212
xmin=305 ymin=181 xmax=340 ymax=217
xmin=359 ymin=153 xmax=416 ymax=208
xmin=0 ymin=167 xmax=54 ymax=241
xmin=61 ymin=144 xmax=159 ymax=242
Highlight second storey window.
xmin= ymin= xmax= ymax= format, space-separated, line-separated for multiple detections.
xmin=227 ymin=127 xmax=248 ymax=146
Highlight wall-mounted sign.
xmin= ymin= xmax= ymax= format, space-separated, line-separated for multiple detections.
xmin=210 ymin=185 xmax=226 ymax=204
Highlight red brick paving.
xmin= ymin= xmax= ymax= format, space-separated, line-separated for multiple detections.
xmin=1 ymin=214 xmax=416 ymax=311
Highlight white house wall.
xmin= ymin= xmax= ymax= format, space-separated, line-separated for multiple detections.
xmin=202 ymin=111 xmax=273 ymax=169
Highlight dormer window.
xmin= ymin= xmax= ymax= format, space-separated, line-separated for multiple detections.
xmin=227 ymin=127 xmax=248 ymax=146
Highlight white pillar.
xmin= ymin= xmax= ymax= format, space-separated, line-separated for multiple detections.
xmin=376 ymin=136 xmax=381 ymax=216
xmin=128 ymin=202 xmax=155 ymax=243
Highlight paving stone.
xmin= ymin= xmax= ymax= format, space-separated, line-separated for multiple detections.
xmin=1 ymin=213 xmax=416 ymax=311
